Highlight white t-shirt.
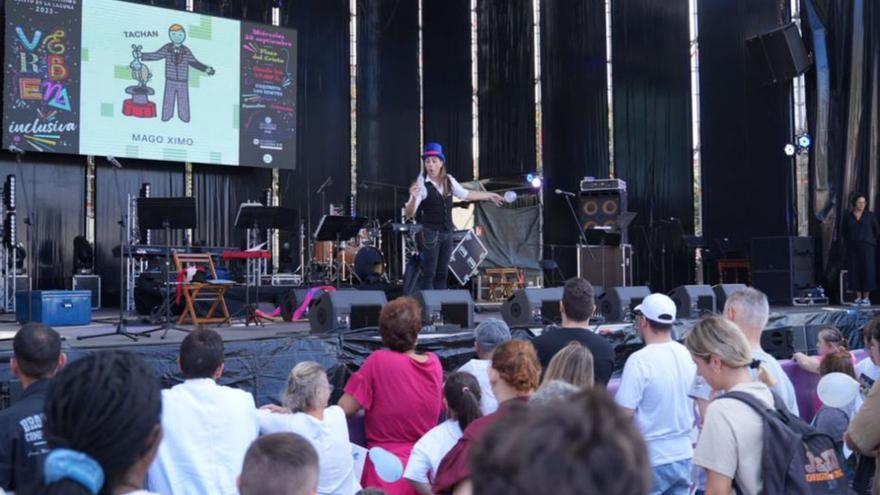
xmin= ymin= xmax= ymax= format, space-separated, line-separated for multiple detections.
xmin=751 ymin=348 xmax=800 ymax=417
xmin=257 ymin=405 xmax=361 ymax=495
xmin=124 ymin=491 xmax=161 ymax=495
xmin=146 ymin=379 xmax=259 ymax=495
xmin=402 ymin=419 xmax=463 ymax=484
xmin=457 ymin=359 xmax=498 ymax=414
xmin=694 ymin=381 xmax=773 ymax=495
xmin=855 ymin=356 xmax=880 ymax=395
xmin=615 ymin=341 xmax=697 ymax=466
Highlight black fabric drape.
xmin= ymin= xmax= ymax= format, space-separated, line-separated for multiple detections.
xmin=423 ymin=0 xmax=473 ymax=182
xmin=698 ymin=0 xmax=794 ymax=272
xmin=190 ymin=165 xmax=272 ymax=248
xmin=612 ymin=0 xmax=693 ymax=291
xmin=477 ymin=0 xmax=536 ymax=178
xmin=802 ymin=0 xmax=880 ymax=295
xmin=540 ymin=0 xmax=608 ymax=280
xmin=0 ymin=154 xmax=85 ymax=290
xmin=95 ymin=159 xmax=185 ymax=307
xmin=356 ymin=0 xmax=420 ymax=222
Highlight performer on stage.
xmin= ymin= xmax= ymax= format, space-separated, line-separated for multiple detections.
xmin=844 ymin=194 xmax=880 ymax=305
xmin=404 ymin=143 xmax=503 ymax=290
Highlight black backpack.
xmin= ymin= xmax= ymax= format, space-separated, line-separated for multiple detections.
xmin=724 ymin=391 xmax=848 ymax=495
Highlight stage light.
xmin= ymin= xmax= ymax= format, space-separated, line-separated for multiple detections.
xmin=5 ymin=212 xmax=15 ymax=247
xmin=784 ymin=144 xmax=796 ymax=156
xmin=530 ymin=176 xmax=543 ymax=188
xmin=797 ymin=133 xmax=812 ymax=149
xmin=4 ymin=175 xmax=15 ymax=211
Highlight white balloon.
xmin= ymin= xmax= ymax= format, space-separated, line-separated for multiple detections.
xmin=504 ymin=191 xmax=518 ymax=203
xmin=369 ymin=446 xmax=403 ymax=483
xmin=817 ymin=372 xmax=860 ymax=409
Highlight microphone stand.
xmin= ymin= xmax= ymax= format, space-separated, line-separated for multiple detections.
xmin=561 ymin=193 xmax=588 ymax=246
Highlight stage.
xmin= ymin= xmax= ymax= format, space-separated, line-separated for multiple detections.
xmin=0 ymin=301 xmax=878 ymax=411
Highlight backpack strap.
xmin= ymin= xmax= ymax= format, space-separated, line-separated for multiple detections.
xmin=722 ymin=390 xmax=776 ymax=419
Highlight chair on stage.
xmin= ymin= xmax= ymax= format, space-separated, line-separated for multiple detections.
xmin=173 ymin=253 xmax=233 ymax=326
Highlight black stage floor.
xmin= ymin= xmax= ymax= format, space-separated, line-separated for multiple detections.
xmin=0 ymin=304 xmax=877 ymax=408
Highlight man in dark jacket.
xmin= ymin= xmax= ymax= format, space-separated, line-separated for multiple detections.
xmin=0 ymin=323 xmax=66 ymax=492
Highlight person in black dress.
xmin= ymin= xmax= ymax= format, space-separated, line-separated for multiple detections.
xmin=403 ymin=142 xmax=503 ymax=291
xmin=844 ymin=195 xmax=880 ymax=305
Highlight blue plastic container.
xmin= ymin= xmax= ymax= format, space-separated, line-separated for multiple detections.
xmin=16 ymin=290 xmax=92 ymax=326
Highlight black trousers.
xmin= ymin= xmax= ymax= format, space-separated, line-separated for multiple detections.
xmin=848 ymin=241 xmax=878 ymax=292
xmin=417 ymin=227 xmax=453 ymax=290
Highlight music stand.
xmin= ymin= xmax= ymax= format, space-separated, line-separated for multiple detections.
xmin=134 ymin=197 xmax=197 ymax=338
xmin=314 ymin=215 xmax=367 ymax=286
xmin=233 ymin=204 xmax=296 ymax=325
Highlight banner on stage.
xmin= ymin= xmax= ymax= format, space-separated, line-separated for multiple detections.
xmin=3 ymin=0 xmax=297 ymax=169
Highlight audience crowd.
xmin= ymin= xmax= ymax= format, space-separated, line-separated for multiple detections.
xmin=1 ymin=281 xmax=878 ymax=495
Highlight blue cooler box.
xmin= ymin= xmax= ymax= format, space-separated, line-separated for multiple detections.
xmin=16 ymin=290 xmax=92 ymax=326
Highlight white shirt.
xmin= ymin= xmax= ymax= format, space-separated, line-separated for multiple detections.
xmin=457 ymin=359 xmax=498 ymax=414
xmin=146 ymin=379 xmax=259 ymax=495
xmin=410 ymin=174 xmax=470 ymax=211
xmin=257 ymin=406 xmax=361 ymax=495
xmin=403 ymin=419 xmax=463 ymax=484
xmin=855 ymin=356 xmax=880 ymax=394
xmin=615 ymin=341 xmax=697 ymax=466
xmin=751 ymin=349 xmax=800 ymax=417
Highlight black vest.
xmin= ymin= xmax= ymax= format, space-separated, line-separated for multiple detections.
xmin=417 ymin=180 xmax=454 ymax=231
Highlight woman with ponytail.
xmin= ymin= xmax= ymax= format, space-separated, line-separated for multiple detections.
xmin=686 ymin=316 xmax=775 ymax=495
xmin=32 ymin=350 xmax=162 ymax=495
xmin=404 ymin=372 xmax=482 ymax=495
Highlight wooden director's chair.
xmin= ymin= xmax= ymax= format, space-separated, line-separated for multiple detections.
xmin=173 ymin=253 xmax=233 ymax=326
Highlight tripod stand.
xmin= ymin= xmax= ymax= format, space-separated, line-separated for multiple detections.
xmin=313 ymin=214 xmax=368 ymax=288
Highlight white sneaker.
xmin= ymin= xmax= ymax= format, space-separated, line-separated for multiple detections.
xmin=864 ymin=299 xmax=872 ymax=306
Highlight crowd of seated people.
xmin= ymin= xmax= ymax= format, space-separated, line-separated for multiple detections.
xmin=3 ymin=281 xmax=880 ymax=495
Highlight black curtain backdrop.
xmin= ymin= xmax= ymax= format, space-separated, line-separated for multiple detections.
xmin=802 ymin=0 xmax=880 ymax=295
xmin=190 ymin=165 xmax=273 ymax=248
xmin=612 ymin=0 xmax=693 ymax=291
xmin=699 ymin=0 xmax=794 ymax=273
xmin=356 ymin=0 xmax=420 ymax=222
xmin=279 ymin=0 xmax=351 ymax=272
xmin=477 ymin=0 xmax=536 ymax=178
xmin=423 ymin=0 xmax=473 ymax=182
xmin=540 ymin=0 xmax=608 ymax=281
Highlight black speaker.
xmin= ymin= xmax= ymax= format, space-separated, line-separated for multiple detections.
xmin=669 ymin=285 xmax=716 ymax=319
xmin=281 ymin=287 xmax=314 ymax=322
xmin=501 ymin=287 xmax=564 ymax=327
xmin=415 ymin=290 xmax=474 ymax=329
xmin=309 ymin=290 xmax=387 ymax=333
xmin=71 ymin=275 xmax=101 ymax=310
xmin=579 ymin=189 xmax=628 ymax=243
xmin=761 ymin=328 xmax=794 ymax=360
xmin=599 ymin=286 xmax=651 ymax=323
xmin=751 ymin=236 xmax=815 ymax=305
xmin=746 ymin=22 xmax=811 ymax=85
xmin=712 ymin=284 xmax=747 ymax=311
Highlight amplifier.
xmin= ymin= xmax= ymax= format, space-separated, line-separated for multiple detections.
xmin=580 ymin=178 xmax=627 ymax=192
xmin=577 ymin=244 xmax=632 ymax=288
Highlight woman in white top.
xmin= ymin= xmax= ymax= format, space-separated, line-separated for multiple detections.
xmin=686 ymin=316 xmax=777 ymax=495
xmin=259 ymin=362 xmax=361 ymax=495
xmin=403 ymin=371 xmax=482 ymax=495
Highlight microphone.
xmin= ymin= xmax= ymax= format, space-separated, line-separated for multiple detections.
xmin=107 ymin=156 xmax=123 ymax=169
xmin=554 ymin=189 xmax=576 ymax=197
xmin=8 ymin=144 xmax=25 ymax=154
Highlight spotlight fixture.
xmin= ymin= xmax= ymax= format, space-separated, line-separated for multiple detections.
xmin=783 ymin=144 xmax=796 ymax=156
xmin=526 ymin=173 xmax=543 ymax=189
xmin=5 ymin=212 xmax=16 ymax=247
xmin=797 ymin=133 xmax=812 ymax=149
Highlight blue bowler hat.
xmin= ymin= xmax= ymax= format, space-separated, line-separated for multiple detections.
xmin=421 ymin=142 xmax=446 ymax=162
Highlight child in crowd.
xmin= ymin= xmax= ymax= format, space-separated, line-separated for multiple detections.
xmin=792 ymin=326 xmax=850 ymax=374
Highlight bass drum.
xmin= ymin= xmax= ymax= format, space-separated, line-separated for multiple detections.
xmin=354 ymin=246 xmax=385 ymax=284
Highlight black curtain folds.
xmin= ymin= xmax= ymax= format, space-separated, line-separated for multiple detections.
xmin=802 ymin=0 xmax=880 ymax=293
xmin=698 ymin=0 xmax=794 ymax=270
xmin=356 ymin=0 xmax=420 ymax=222
xmin=477 ymin=0 xmax=536 ymax=179
xmin=191 ymin=165 xmax=273 ymax=248
xmin=423 ymin=0 xmax=473 ymax=182
xmin=540 ymin=0 xmax=609 ymax=280
xmin=612 ymin=0 xmax=693 ymax=291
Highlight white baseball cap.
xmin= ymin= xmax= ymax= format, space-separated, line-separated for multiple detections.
xmin=634 ymin=293 xmax=677 ymax=324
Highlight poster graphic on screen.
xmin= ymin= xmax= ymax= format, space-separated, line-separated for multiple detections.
xmin=3 ymin=0 xmax=82 ymax=154
xmin=240 ymin=22 xmax=297 ymax=169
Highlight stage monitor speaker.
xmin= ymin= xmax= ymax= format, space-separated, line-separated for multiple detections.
xmin=712 ymin=284 xmax=747 ymax=311
xmin=71 ymin=275 xmax=101 ymax=310
xmin=309 ymin=290 xmax=387 ymax=333
xmin=501 ymin=287 xmax=564 ymax=327
xmin=599 ymin=286 xmax=651 ymax=323
xmin=760 ymin=327 xmax=794 ymax=360
xmin=415 ymin=290 xmax=475 ymax=329
xmin=281 ymin=287 xmax=314 ymax=322
xmin=670 ymin=285 xmax=716 ymax=319
xmin=746 ymin=22 xmax=811 ymax=85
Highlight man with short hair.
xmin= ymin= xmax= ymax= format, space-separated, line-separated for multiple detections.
xmin=615 ymin=293 xmax=696 ymax=495
xmin=147 ymin=328 xmax=258 ymax=495
xmin=0 ymin=323 xmax=65 ymax=492
xmin=458 ymin=318 xmax=512 ymax=414
xmin=723 ymin=287 xmax=800 ymax=416
xmin=531 ymin=277 xmax=615 ymax=385
xmin=238 ymin=433 xmax=319 ymax=495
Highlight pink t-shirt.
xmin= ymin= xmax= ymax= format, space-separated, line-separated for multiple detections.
xmin=345 ymin=349 xmax=443 ymax=495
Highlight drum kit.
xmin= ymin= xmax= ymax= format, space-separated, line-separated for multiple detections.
xmin=309 ymin=217 xmax=395 ymax=285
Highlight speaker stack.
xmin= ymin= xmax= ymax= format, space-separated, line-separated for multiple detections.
xmin=578 ymin=179 xmax=628 ymax=242
xmin=309 ymin=290 xmax=387 ymax=333
xmin=599 ymin=286 xmax=651 ymax=323
xmin=751 ymin=236 xmax=815 ymax=305
xmin=500 ymin=287 xmax=564 ymax=327
xmin=669 ymin=285 xmax=716 ymax=319
xmin=415 ymin=290 xmax=475 ymax=329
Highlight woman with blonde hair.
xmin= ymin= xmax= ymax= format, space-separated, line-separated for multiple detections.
xmin=541 ymin=341 xmax=594 ymax=389
xmin=686 ymin=316 xmax=776 ymax=495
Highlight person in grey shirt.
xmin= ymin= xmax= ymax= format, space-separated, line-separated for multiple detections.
xmin=723 ymin=287 xmax=800 ymax=416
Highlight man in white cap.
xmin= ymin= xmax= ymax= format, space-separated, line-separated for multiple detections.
xmin=615 ymin=293 xmax=696 ymax=495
